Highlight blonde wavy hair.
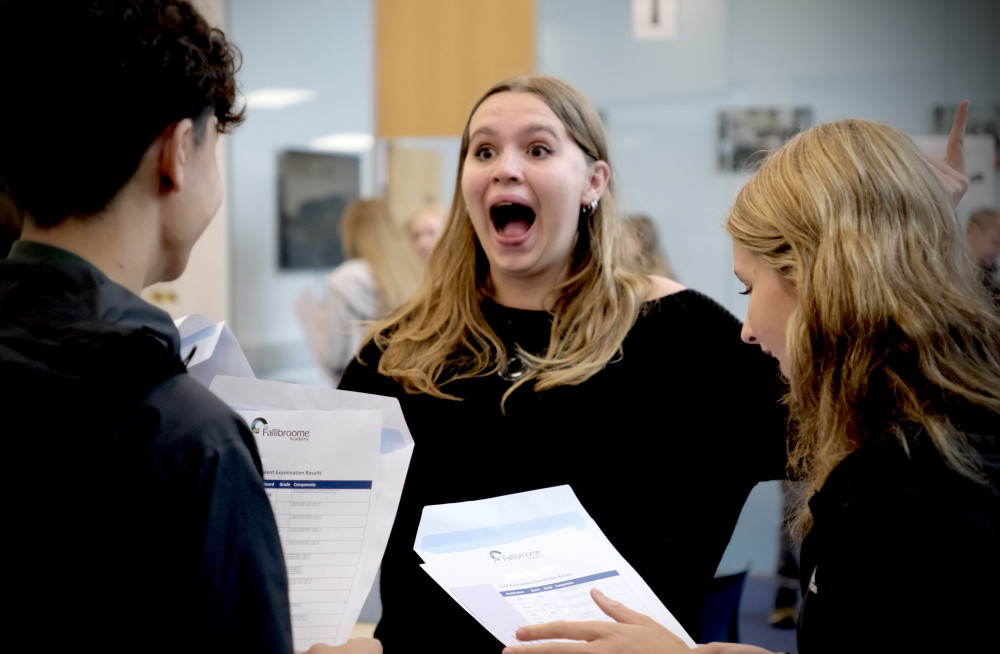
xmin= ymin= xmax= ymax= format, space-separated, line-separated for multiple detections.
xmin=340 ymin=198 xmax=420 ymax=313
xmin=362 ymin=75 xmax=650 ymax=404
xmin=727 ymin=119 xmax=1000 ymax=532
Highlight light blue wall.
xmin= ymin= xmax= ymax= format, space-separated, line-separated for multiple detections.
xmin=227 ymin=0 xmax=374 ymax=374
xmin=225 ymin=0 xmax=1000 ymax=576
xmin=538 ymin=0 xmax=999 ymax=319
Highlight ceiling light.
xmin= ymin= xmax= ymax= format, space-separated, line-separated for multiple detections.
xmin=243 ymin=88 xmax=317 ymax=110
xmin=309 ymin=133 xmax=375 ymax=153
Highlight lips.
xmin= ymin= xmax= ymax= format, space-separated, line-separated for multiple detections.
xmin=490 ymin=201 xmax=536 ymax=239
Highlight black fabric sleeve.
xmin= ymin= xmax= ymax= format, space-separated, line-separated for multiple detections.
xmin=664 ymin=290 xmax=789 ymax=482
xmin=198 ymin=422 xmax=294 ymax=654
xmin=798 ymin=482 xmax=1000 ymax=653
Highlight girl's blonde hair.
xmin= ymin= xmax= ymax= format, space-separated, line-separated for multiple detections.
xmin=340 ymin=198 xmax=420 ymax=313
xmin=726 ymin=119 xmax=1000 ymax=532
xmin=363 ymin=75 xmax=650 ymax=404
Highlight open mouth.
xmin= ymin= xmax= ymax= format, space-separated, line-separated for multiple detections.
xmin=490 ymin=202 xmax=536 ymax=238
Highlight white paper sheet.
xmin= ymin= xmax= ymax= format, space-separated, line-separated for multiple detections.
xmin=237 ymin=408 xmax=381 ymax=649
xmin=210 ymin=376 xmax=414 ymax=649
xmin=415 ymin=485 xmax=694 ymax=648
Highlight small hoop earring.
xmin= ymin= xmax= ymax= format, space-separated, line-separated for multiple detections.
xmin=581 ymin=199 xmax=599 ymax=217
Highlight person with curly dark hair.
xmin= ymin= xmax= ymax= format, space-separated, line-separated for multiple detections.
xmin=0 ymin=2 xmax=378 ymax=653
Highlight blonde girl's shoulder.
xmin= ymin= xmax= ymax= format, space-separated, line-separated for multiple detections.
xmin=645 ymin=275 xmax=686 ymax=301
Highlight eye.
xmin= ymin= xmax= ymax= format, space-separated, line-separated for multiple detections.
xmin=738 ymin=284 xmax=751 ymax=296
xmin=528 ymin=144 xmax=552 ymax=158
xmin=472 ymin=146 xmax=496 ymax=161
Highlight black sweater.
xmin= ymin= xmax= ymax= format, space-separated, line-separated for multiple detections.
xmin=340 ymin=290 xmax=788 ymax=651
xmin=798 ymin=420 xmax=1000 ymax=653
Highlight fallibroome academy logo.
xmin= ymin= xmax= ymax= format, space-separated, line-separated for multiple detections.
xmin=249 ymin=416 xmax=310 ymax=442
xmin=490 ymin=549 xmax=543 ymax=564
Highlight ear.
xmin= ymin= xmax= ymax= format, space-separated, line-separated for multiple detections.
xmin=581 ymin=160 xmax=611 ymax=206
xmin=157 ymin=118 xmax=195 ymax=193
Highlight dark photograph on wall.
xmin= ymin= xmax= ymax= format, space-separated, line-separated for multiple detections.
xmin=934 ymin=103 xmax=1000 ymax=170
xmin=278 ymin=151 xmax=361 ymax=270
xmin=718 ymin=107 xmax=813 ymax=172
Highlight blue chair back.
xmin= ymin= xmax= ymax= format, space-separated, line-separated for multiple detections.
xmin=700 ymin=570 xmax=749 ymax=643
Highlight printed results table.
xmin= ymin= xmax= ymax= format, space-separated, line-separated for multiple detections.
xmin=265 ymin=480 xmax=373 ymax=646
xmin=503 ymin=571 xmax=639 ymax=623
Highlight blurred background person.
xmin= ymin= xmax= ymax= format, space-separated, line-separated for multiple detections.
xmin=408 ymin=205 xmax=445 ymax=262
xmin=623 ymin=213 xmax=674 ymax=278
xmin=317 ymin=198 xmax=420 ymax=385
xmin=769 ymin=480 xmax=803 ymax=629
xmin=967 ymin=207 xmax=1000 ymax=306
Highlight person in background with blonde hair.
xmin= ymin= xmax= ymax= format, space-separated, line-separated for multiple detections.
xmin=339 ymin=75 xmax=790 ymax=651
xmin=318 ymin=198 xmax=419 ymax=385
xmin=408 ymin=205 xmax=445 ymax=262
xmin=966 ymin=207 xmax=1000 ymax=306
xmin=506 ymin=106 xmax=998 ymax=654
xmin=623 ymin=213 xmax=674 ymax=278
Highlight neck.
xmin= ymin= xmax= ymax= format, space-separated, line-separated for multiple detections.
xmin=489 ymin=265 xmax=568 ymax=311
xmin=20 ymin=193 xmax=161 ymax=294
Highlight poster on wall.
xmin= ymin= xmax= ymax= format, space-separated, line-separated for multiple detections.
xmin=718 ymin=107 xmax=813 ymax=172
xmin=277 ymin=151 xmax=360 ymax=270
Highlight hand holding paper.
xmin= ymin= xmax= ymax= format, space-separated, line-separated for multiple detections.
xmin=414 ymin=485 xmax=693 ymax=648
xmin=503 ymin=588 xmax=698 ymax=654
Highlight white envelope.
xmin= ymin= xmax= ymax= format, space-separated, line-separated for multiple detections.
xmin=174 ymin=314 xmax=255 ymax=387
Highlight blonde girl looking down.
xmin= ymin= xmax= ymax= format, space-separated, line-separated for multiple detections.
xmin=507 ymin=107 xmax=999 ymax=654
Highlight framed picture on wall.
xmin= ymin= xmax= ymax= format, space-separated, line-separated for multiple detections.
xmin=718 ymin=107 xmax=813 ymax=172
xmin=277 ymin=151 xmax=360 ymax=270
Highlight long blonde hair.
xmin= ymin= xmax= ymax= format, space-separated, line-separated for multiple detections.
xmin=727 ymin=119 xmax=1000 ymax=532
xmin=364 ymin=76 xmax=649 ymax=403
xmin=340 ymin=198 xmax=420 ymax=313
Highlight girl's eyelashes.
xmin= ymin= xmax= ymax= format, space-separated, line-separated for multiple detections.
xmin=472 ymin=146 xmax=495 ymax=161
xmin=528 ymin=144 xmax=552 ymax=158
xmin=470 ymin=139 xmax=553 ymax=161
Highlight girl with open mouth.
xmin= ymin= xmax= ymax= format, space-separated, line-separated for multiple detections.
xmin=339 ymin=75 xmax=791 ymax=652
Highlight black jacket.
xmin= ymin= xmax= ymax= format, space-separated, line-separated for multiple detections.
xmin=1 ymin=241 xmax=292 ymax=653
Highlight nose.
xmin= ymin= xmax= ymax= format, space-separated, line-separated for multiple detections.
xmin=740 ymin=319 xmax=755 ymax=344
xmin=492 ymin=150 xmax=523 ymax=183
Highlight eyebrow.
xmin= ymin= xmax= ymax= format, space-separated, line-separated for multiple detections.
xmin=468 ymin=123 xmax=561 ymax=142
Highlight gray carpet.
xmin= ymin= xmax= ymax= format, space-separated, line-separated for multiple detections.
xmin=736 ymin=574 xmax=799 ymax=653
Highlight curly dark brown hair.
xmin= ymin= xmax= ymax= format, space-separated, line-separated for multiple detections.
xmin=0 ymin=0 xmax=245 ymax=226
